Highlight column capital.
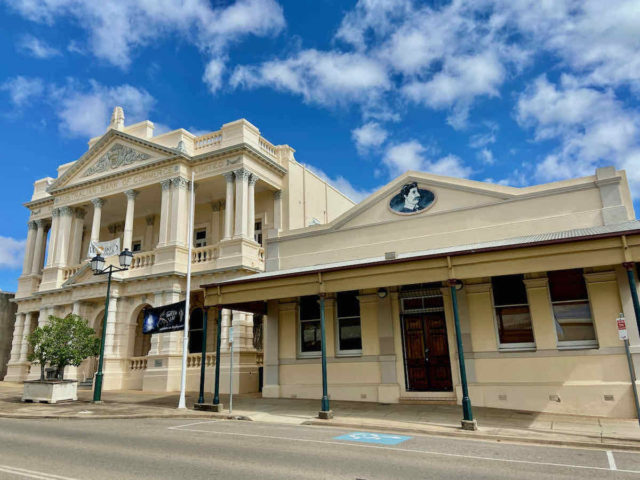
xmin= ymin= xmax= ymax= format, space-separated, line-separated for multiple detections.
xmin=273 ymin=190 xmax=282 ymax=200
xmin=145 ymin=214 xmax=155 ymax=226
xmin=211 ymin=201 xmax=223 ymax=212
xmin=35 ymin=218 xmax=48 ymax=229
xmin=248 ymin=173 xmax=259 ymax=186
xmin=171 ymin=176 xmax=189 ymax=189
xmin=161 ymin=179 xmax=172 ymax=191
xmin=51 ymin=208 xmax=61 ymax=218
xmin=91 ymin=198 xmax=105 ymax=208
xmin=223 ymin=171 xmax=235 ymax=183
xmin=125 ymin=189 xmax=139 ymax=200
xmin=75 ymin=208 xmax=87 ymax=219
xmin=233 ymin=168 xmax=250 ymax=181
xmin=59 ymin=206 xmax=74 ymax=216
xmin=27 ymin=220 xmax=37 ymax=231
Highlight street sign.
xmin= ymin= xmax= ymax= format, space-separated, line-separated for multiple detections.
xmin=334 ymin=432 xmax=411 ymax=445
xmin=617 ymin=314 xmax=628 ymax=341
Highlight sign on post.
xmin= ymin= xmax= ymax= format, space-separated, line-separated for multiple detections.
xmin=617 ymin=313 xmax=628 ymax=341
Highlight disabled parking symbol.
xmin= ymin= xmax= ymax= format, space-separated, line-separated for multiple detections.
xmin=334 ymin=431 xmax=411 ymax=445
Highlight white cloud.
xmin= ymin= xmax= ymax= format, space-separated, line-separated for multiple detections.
xmin=203 ymin=58 xmax=226 ymax=93
xmin=5 ymin=0 xmax=285 ymax=91
xmin=231 ymin=49 xmax=390 ymax=106
xmin=516 ymin=74 xmax=640 ymax=191
xmin=0 ymin=76 xmax=44 ymax=106
xmin=469 ymin=122 xmax=498 ymax=148
xmin=383 ymin=140 xmax=472 ymax=178
xmin=303 ymin=164 xmax=374 ymax=203
xmin=352 ymin=122 xmax=388 ymax=154
xmin=51 ymin=80 xmax=155 ymax=138
xmin=17 ymin=34 xmax=60 ymax=58
xmin=0 ymin=236 xmax=25 ymax=269
xmin=478 ymin=148 xmax=495 ymax=165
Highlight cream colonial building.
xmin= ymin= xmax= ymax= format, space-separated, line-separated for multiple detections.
xmin=205 ymin=166 xmax=640 ymax=418
xmin=6 ymin=107 xmax=354 ymax=393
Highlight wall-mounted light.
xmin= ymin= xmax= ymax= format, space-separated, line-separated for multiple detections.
xmin=377 ymin=288 xmax=388 ymax=299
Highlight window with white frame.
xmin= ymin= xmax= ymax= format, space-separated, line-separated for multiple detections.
xmin=491 ymin=274 xmax=535 ymax=348
xmin=548 ymin=269 xmax=597 ymax=348
xmin=299 ymin=295 xmax=321 ymax=355
xmin=336 ymin=291 xmax=362 ymax=354
xmin=194 ymin=228 xmax=207 ymax=248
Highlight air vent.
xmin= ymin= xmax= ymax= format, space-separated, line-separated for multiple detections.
xmin=385 ymin=251 xmax=397 ymax=260
xmin=604 ymin=394 xmax=615 ymax=401
xmin=549 ymin=394 xmax=561 ymax=403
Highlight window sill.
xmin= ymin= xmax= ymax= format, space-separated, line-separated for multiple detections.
xmin=497 ymin=347 xmax=536 ymax=353
xmin=557 ymin=343 xmax=599 ymax=351
xmin=297 ymin=352 xmax=321 ymax=359
xmin=335 ymin=351 xmax=362 ymax=357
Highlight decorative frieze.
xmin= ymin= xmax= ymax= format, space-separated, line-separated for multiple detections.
xmin=83 ymin=144 xmax=152 ymax=178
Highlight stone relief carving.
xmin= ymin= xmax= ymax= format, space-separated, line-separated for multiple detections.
xmin=83 ymin=144 xmax=152 ymax=178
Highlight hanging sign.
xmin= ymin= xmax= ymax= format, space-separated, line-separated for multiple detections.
xmin=617 ymin=314 xmax=628 ymax=341
xmin=88 ymin=238 xmax=121 ymax=258
xmin=143 ymin=301 xmax=186 ymax=334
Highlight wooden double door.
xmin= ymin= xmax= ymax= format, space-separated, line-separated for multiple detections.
xmin=402 ymin=312 xmax=453 ymax=392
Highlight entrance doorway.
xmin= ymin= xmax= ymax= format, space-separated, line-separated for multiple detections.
xmin=400 ymin=286 xmax=453 ymax=392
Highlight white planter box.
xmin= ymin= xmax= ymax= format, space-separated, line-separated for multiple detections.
xmin=22 ymin=380 xmax=78 ymax=404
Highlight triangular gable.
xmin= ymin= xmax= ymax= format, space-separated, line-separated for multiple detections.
xmin=329 ymin=171 xmax=519 ymax=231
xmin=48 ymin=129 xmax=184 ymax=192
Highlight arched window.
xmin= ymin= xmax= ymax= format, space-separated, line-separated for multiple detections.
xmin=189 ymin=308 xmax=205 ymax=354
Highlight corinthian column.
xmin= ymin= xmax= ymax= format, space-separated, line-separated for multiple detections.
xmin=123 ymin=190 xmax=139 ymax=251
xmin=55 ymin=206 xmax=74 ymax=267
xmin=157 ymin=179 xmax=172 ymax=247
xmin=248 ymin=174 xmax=258 ymax=241
xmin=90 ymin=198 xmax=105 ymax=244
xmin=31 ymin=220 xmax=47 ymax=275
xmin=223 ymin=172 xmax=234 ymax=240
xmin=273 ymin=190 xmax=282 ymax=232
xmin=19 ymin=312 xmax=33 ymax=362
xmin=69 ymin=208 xmax=86 ymax=265
xmin=45 ymin=208 xmax=60 ymax=267
xmin=22 ymin=221 xmax=37 ymax=275
xmin=234 ymin=169 xmax=249 ymax=238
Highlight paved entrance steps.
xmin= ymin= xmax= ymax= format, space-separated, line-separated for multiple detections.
xmin=0 ymin=381 xmax=638 ymax=450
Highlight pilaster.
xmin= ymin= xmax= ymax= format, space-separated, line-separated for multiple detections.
xmin=223 ymin=172 xmax=234 ymax=240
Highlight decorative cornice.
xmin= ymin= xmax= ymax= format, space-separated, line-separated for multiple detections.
xmin=27 ymin=221 xmax=37 ymax=231
xmin=82 ymin=143 xmax=152 ymax=178
xmin=125 ymin=189 xmax=139 ymax=200
xmin=91 ymin=198 xmax=105 ymax=208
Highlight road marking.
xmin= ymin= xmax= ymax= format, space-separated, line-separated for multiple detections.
xmin=0 ymin=464 xmax=80 ymax=480
xmin=168 ymin=419 xmax=219 ymax=430
xmin=334 ymin=432 xmax=411 ymax=445
xmin=606 ymin=450 xmax=617 ymax=470
xmin=170 ymin=425 xmax=640 ymax=474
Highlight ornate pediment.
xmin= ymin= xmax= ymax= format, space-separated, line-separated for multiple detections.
xmin=83 ymin=143 xmax=152 ymax=178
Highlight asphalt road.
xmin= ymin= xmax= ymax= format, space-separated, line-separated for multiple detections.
xmin=0 ymin=417 xmax=639 ymax=479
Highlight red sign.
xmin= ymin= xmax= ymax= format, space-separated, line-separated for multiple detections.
xmin=617 ymin=317 xmax=627 ymax=330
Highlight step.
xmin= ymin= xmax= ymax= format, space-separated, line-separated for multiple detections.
xmin=399 ymin=396 xmax=457 ymax=405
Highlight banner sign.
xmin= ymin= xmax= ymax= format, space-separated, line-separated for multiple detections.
xmin=143 ymin=301 xmax=186 ymax=334
xmin=88 ymin=238 xmax=121 ymax=258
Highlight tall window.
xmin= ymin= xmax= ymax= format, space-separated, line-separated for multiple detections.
xmin=492 ymin=274 xmax=535 ymax=348
xmin=336 ymin=291 xmax=362 ymax=355
xmin=299 ymin=296 xmax=321 ymax=355
xmin=254 ymin=220 xmax=263 ymax=245
xmin=132 ymin=240 xmax=142 ymax=252
xmin=188 ymin=308 xmax=204 ymax=353
xmin=194 ymin=228 xmax=207 ymax=248
xmin=548 ymin=269 xmax=597 ymax=348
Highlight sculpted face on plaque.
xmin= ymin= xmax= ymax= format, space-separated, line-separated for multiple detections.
xmin=389 ymin=182 xmax=435 ymax=214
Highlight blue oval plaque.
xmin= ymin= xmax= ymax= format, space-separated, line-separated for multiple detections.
xmin=389 ymin=182 xmax=435 ymax=214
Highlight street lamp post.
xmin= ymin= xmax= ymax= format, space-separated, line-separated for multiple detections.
xmin=90 ymin=248 xmax=133 ymax=403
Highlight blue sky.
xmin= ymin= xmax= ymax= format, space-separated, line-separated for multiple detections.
xmin=1 ymin=0 xmax=640 ymax=291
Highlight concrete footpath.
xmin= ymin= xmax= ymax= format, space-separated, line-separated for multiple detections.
xmin=1 ymin=381 xmax=639 ymax=451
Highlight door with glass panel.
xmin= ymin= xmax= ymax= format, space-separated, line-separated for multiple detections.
xmin=400 ymin=287 xmax=453 ymax=392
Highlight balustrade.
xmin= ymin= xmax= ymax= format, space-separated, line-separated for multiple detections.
xmin=130 ymin=251 xmax=155 ymax=270
xmin=195 ymin=131 xmax=223 ymax=150
xmin=129 ymin=357 xmax=148 ymax=370
xmin=192 ymin=245 xmax=219 ymax=264
xmin=258 ymin=137 xmax=277 ymax=157
xmin=62 ymin=265 xmax=82 ymax=282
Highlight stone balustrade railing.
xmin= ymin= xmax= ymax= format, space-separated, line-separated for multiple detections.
xmin=194 ymin=131 xmax=223 ymax=150
xmin=130 ymin=251 xmax=155 ymax=270
xmin=258 ymin=137 xmax=277 ymax=157
xmin=192 ymin=245 xmax=219 ymax=264
xmin=62 ymin=265 xmax=82 ymax=282
xmin=186 ymin=352 xmax=217 ymax=368
xmin=129 ymin=357 xmax=148 ymax=370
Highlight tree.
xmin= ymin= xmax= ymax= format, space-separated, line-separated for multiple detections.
xmin=28 ymin=314 xmax=101 ymax=381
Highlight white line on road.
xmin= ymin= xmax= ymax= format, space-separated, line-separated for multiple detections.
xmin=0 ymin=464 xmax=80 ymax=480
xmin=170 ymin=425 xmax=640 ymax=475
xmin=168 ymin=419 xmax=219 ymax=430
xmin=607 ymin=450 xmax=618 ymax=470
